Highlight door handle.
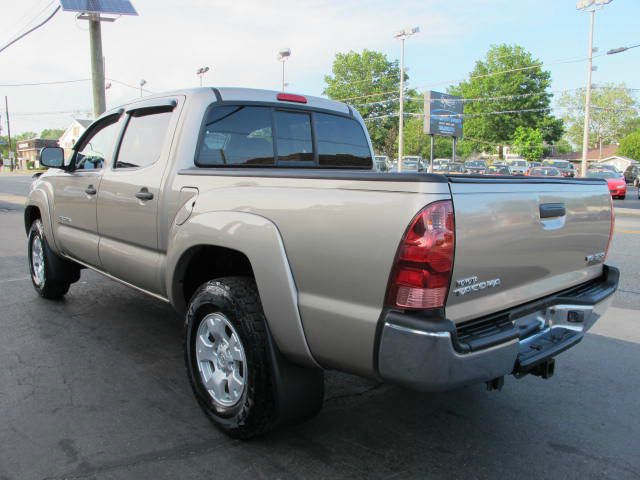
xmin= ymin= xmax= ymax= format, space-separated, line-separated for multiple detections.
xmin=135 ymin=188 xmax=154 ymax=201
xmin=85 ymin=185 xmax=97 ymax=195
xmin=539 ymin=203 xmax=565 ymax=219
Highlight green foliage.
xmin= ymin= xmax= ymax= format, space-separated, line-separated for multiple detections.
xmin=511 ymin=126 xmax=544 ymax=161
xmin=558 ymin=84 xmax=638 ymax=149
xmin=449 ymin=44 xmax=561 ymax=153
xmin=618 ymin=130 xmax=640 ymax=160
xmin=15 ymin=131 xmax=37 ymax=141
xmin=40 ymin=128 xmax=65 ymax=140
xmin=324 ymin=50 xmax=403 ymax=156
xmin=553 ymin=138 xmax=573 ymax=155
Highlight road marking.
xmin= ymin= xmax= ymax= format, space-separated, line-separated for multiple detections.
xmin=0 ymin=276 xmax=29 ymax=283
xmin=0 ymin=193 xmax=26 ymax=205
xmin=616 ymin=229 xmax=640 ymax=235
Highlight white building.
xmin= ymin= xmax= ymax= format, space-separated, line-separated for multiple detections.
xmin=596 ymin=155 xmax=638 ymax=173
xmin=58 ymin=119 xmax=93 ymax=155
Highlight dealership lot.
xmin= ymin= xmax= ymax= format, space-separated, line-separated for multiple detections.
xmin=1 ymin=175 xmax=639 ymax=480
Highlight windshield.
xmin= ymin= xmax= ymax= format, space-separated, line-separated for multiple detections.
xmin=465 ymin=160 xmax=486 ymax=168
xmin=543 ymin=160 xmax=569 ymax=168
xmin=587 ymin=171 xmax=617 ymax=179
xmin=531 ymin=167 xmax=560 ymax=176
xmin=510 ymin=160 xmax=527 ymax=167
xmin=448 ymin=164 xmax=464 ymax=172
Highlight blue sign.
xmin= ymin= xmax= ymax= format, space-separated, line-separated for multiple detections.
xmin=424 ymin=91 xmax=463 ymax=138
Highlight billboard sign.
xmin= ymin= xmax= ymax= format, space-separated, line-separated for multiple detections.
xmin=424 ymin=91 xmax=463 ymax=137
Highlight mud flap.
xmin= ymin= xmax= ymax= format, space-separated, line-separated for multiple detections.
xmin=265 ymin=328 xmax=324 ymax=428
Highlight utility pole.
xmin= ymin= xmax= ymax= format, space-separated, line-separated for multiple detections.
xmin=5 ymin=96 xmax=13 ymax=172
xmin=581 ymin=9 xmax=595 ymax=177
xmin=576 ymin=0 xmax=613 ymax=176
xmin=394 ymin=26 xmax=419 ymax=172
xmin=88 ymin=15 xmax=106 ymax=117
xmin=62 ymin=3 xmax=138 ymax=117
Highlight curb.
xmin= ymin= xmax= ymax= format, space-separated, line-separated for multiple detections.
xmin=615 ymin=207 xmax=640 ymax=217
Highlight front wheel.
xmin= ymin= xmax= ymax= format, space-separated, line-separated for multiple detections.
xmin=28 ymin=219 xmax=80 ymax=299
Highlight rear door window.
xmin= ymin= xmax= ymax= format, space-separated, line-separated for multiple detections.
xmin=197 ymin=106 xmax=275 ymax=166
xmin=115 ymin=110 xmax=173 ymax=169
xmin=315 ymin=113 xmax=372 ymax=167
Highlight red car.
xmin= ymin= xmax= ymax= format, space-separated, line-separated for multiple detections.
xmin=586 ymin=170 xmax=627 ymax=199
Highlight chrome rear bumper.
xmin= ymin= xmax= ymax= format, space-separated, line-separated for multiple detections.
xmin=377 ymin=266 xmax=618 ymax=391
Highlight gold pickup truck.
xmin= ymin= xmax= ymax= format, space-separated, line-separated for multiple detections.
xmin=25 ymin=87 xmax=618 ymax=439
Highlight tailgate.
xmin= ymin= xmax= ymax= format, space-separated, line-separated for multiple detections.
xmin=446 ymin=177 xmax=612 ymax=324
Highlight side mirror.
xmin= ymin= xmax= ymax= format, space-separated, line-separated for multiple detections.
xmin=39 ymin=147 xmax=65 ymax=168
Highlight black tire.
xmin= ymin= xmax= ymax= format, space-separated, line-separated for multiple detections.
xmin=27 ymin=219 xmax=80 ymax=299
xmin=185 ymin=277 xmax=278 ymax=439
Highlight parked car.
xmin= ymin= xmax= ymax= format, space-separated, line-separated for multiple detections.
xmin=587 ymin=170 xmax=627 ymax=199
xmin=464 ymin=159 xmax=487 ymax=174
xmin=487 ymin=165 xmax=512 ymax=175
xmin=389 ymin=156 xmax=425 ymax=173
xmin=623 ymin=164 xmax=638 ymax=185
xmin=542 ymin=160 xmax=576 ymax=177
xmin=529 ymin=167 xmax=563 ymax=177
xmin=374 ymin=155 xmax=390 ymax=172
xmin=444 ymin=162 xmax=466 ymax=174
xmin=507 ymin=159 xmax=528 ymax=175
xmin=590 ymin=164 xmax=621 ymax=176
xmin=27 ymin=87 xmax=618 ymax=439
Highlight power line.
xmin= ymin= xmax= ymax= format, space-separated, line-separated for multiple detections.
xmin=0 ymin=78 xmax=91 ymax=87
xmin=0 ymin=5 xmax=61 ymax=55
xmin=107 ymin=78 xmax=155 ymax=94
xmin=1 ymin=0 xmax=55 ymax=46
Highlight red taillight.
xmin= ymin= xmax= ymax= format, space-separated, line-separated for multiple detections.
xmin=277 ymin=93 xmax=307 ymax=104
xmin=605 ymin=195 xmax=615 ymax=259
xmin=386 ymin=200 xmax=455 ymax=310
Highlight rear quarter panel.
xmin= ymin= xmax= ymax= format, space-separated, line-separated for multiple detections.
xmin=171 ymin=173 xmax=450 ymax=376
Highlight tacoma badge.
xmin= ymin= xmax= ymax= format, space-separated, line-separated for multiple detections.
xmin=453 ymin=276 xmax=501 ymax=296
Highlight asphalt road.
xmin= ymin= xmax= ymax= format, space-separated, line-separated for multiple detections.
xmin=1 ymin=175 xmax=639 ymax=480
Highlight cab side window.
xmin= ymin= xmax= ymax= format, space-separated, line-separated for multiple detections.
xmin=74 ymin=117 xmax=120 ymax=170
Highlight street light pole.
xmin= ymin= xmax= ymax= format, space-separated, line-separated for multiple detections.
xmin=394 ymin=27 xmax=419 ymax=172
xmin=398 ymin=36 xmax=406 ymax=172
xmin=196 ymin=66 xmax=210 ymax=87
xmin=581 ymin=9 xmax=595 ymax=177
xmin=139 ymin=79 xmax=146 ymax=98
xmin=277 ymin=48 xmax=291 ymax=91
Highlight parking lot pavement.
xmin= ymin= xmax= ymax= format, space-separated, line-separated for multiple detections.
xmin=1 ymin=184 xmax=640 ymax=480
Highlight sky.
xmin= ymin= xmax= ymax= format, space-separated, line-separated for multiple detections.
xmin=0 ymin=0 xmax=638 ymax=135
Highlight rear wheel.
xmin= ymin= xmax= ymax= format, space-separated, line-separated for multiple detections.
xmin=27 ymin=219 xmax=80 ymax=299
xmin=184 ymin=276 xmax=324 ymax=439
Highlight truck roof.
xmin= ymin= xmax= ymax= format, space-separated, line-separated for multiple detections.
xmin=101 ymin=87 xmax=351 ymax=119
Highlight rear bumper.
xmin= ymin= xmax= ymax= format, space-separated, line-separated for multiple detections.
xmin=377 ymin=265 xmax=619 ymax=391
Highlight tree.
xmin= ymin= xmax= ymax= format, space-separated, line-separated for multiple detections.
xmin=449 ymin=44 xmax=562 ymax=157
xmin=324 ymin=50 xmax=405 ymax=156
xmin=558 ymin=84 xmax=638 ymax=150
xmin=512 ymin=126 xmax=544 ymax=161
xmin=40 ymin=128 xmax=65 ymax=140
xmin=618 ymin=130 xmax=640 ymax=160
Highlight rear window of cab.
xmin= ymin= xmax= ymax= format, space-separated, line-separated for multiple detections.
xmin=196 ymin=105 xmax=372 ymax=169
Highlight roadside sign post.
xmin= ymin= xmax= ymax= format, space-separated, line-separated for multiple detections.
xmin=429 ymin=134 xmax=435 ymax=173
xmin=424 ymin=91 xmax=463 ymax=167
